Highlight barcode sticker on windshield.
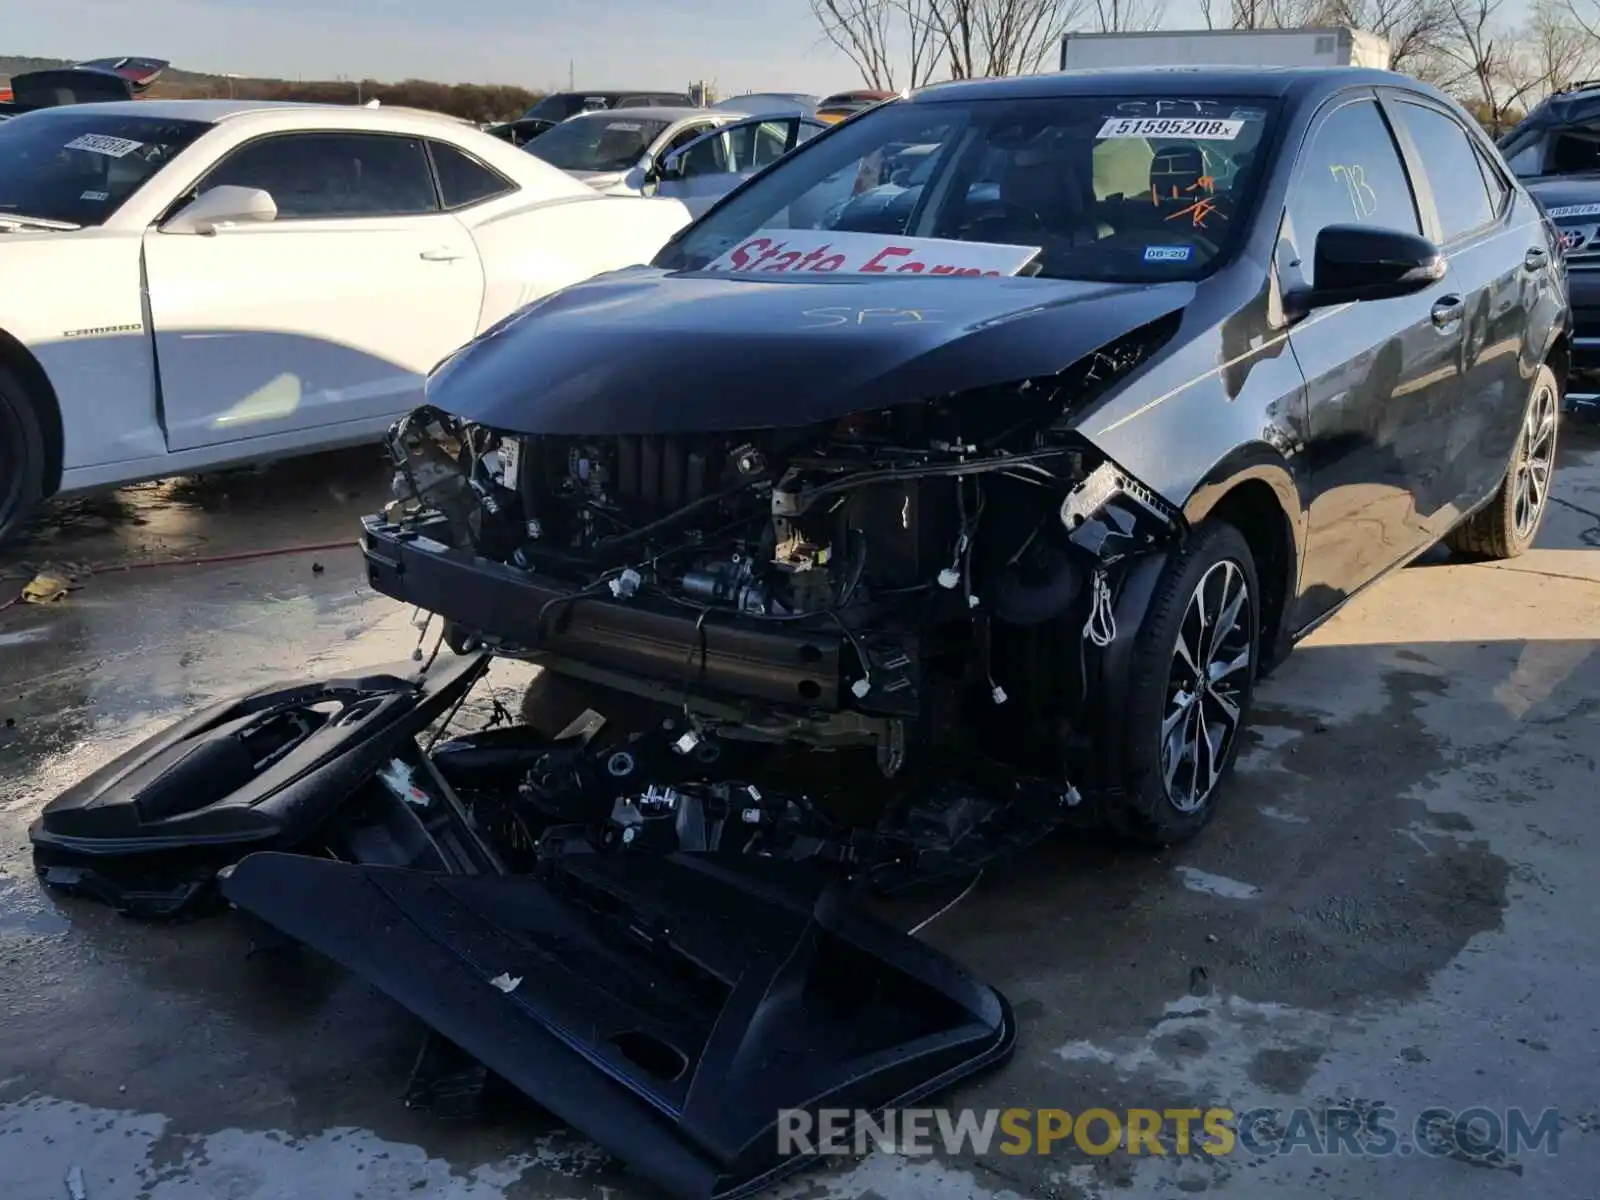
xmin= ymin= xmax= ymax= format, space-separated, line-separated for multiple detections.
xmin=64 ymin=133 xmax=145 ymax=158
xmin=1097 ymin=117 xmax=1244 ymax=140
xmin=606 ymin=122 xmax=642 ymax=131
xmin=1545 ymin=202 xmax=1600 ymax=219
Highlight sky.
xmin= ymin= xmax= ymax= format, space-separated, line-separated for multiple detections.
xmin=9 ymin=0 xmax=1243 ymax=97
xmin=13 ymin=0 xmax=1541 ymax=98
xmin=14 ymin=0 xmax=872 ymax=95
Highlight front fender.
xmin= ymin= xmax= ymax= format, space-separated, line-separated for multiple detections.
xmin=1182 ymin=445 xmax=1306 ymax=549
xmin=1181 ymin=443 xmax=1306 ymax=666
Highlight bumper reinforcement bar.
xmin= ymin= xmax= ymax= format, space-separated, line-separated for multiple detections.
xmin=361 ymin=516 xmax=846 ymax=710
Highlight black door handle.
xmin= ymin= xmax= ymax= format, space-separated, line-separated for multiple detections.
xmin=1431 ymin=296 xmax=1464 ymax=327
xmin=1525 ymin=247 xmax=1549 ymax=271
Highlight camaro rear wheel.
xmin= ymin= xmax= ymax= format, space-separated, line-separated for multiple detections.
xmin=1444 ymin=362 xmax=1560 ymax=561
xmin=1111 ymin=520 xmax=1260 ymax=846
xmin=0 ymin=366 xmax=47 ymax=544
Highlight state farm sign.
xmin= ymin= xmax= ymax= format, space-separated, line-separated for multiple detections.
xmin=703 ymin=229 xmax=1040 ymax=277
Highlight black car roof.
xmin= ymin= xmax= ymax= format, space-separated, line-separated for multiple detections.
xmin=908 ymin=65 xmax=1414 ymax=105
xmin=1511 ymin=85 xmax=1600 ymax=131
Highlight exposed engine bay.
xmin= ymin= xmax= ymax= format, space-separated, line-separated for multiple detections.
xmin=380 ymin=332 xmax=1184 ymax=821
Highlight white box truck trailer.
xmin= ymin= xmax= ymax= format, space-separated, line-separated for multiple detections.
xmin=1059 ymin=27 xmax=1391 ymax=71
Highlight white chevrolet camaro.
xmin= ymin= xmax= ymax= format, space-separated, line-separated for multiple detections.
xmin=0 ymin=99 xmax=697 ymax=538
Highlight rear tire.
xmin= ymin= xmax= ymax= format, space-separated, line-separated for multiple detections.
xmin=1444 ymin=363 xmax=1559 ymax=561
xmin=0 ymin=365 xmax=46 ymax=544
xmin=1107 ymin=520 xmax=1260 ymax=846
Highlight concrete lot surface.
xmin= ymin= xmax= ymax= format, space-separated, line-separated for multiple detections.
xmin=1 ymin=429 xmax=1597 ymax=1199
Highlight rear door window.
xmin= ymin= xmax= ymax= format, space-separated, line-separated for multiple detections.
xmin=723 ymin=120 xmax=797 ymax=170
xmin=1391 ymin=101 xmax=1497 ymax=241
xmin=1473 ymin=143 xmax=1511 ymax=215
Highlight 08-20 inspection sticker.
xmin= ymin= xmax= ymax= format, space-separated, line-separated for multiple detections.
xmin=1097 ymin=117 xmax=1244 ymax=140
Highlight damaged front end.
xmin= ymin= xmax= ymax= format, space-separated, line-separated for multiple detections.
xmin=366 ymin=324 xmax=1185 ymax=838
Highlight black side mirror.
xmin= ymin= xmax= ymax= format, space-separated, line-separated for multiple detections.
xmin=1290 ymin=224 xmax=1445 ymax=314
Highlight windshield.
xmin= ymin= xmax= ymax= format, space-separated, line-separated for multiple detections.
xmin=716 ymin=93 xmax=818 ymax=111
xmin=522 ymin=93 xmax=613 ymax=122
xmin=656 ymin=94 xmax=1277 ymax=283
xmin=0 ymin=111 xmax=208 ymax=227
xmin=1500 ymin=118 xmax=1600 ymax=178
xmin=528 ymin=114 xmax=671 ymax=172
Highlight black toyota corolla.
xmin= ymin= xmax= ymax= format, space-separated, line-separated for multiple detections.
xmin=363 ymin=66 xmax=1567 ymax=847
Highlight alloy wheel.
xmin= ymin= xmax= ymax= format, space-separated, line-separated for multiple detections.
xmin=1160 ymin=559 xmax=1253 ymax=814
xmin=1512 ymin=380 xmax=1558 ymax=541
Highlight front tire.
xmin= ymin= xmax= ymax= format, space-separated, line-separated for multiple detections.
xmin=1444 ymin=363 xmax=1559 ymax=561
xmin=1109 ymin=520 xmax=1260 ymax=846
xmin=0 ymin=365 xmax=46 ymax=544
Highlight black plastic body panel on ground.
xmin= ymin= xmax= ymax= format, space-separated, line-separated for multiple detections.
xmin=361 ymin=516 xmax=846 ymax=709
xmin=220 ymin=850 xmax=1016 ymax=1200
xmin=28 ymin=653 xmax=494 ymax=916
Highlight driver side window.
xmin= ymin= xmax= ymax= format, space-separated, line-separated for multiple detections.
xmin=198 ymin=132 xmax=440 ymax=220
xmin=681 ymin=130 xmax=731 ymax=177
xmin=662 ymin=122 xmax=714 ymax=161
xmin=1280 ymin=99 xmax=1420 ymax=284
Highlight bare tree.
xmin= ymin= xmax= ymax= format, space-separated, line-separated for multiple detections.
xmin=1528 ymin=0 xmax=1598 ymax=94
xmin=1565 ymin=0 xmax=1600 ymax=63
xmin=814 ymin=0 xmax=1093 ymax=86
xmin=923 ymin=0 xmax=1095 ymax=77
xmin=1088 ymin=0 xmax=1166 ymax=31
xmin=811 ymin=0 xmax=909 ymax=88
xmin=1326 ymin=0 xmax=1457 ymax=74
xmin=1434 ymin=0 xmax=1544 ymax=134
xmin=1199 ymin=0 xmax=1340 ymax=30
xmin=901 ymin=0 xmax=946 ymax=84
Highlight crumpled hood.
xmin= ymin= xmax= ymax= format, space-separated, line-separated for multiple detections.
xmin=426 ymin=266 xmax=1193 ymax=435
xmin=1523 ymin=176 xmax=1600 ymax=220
